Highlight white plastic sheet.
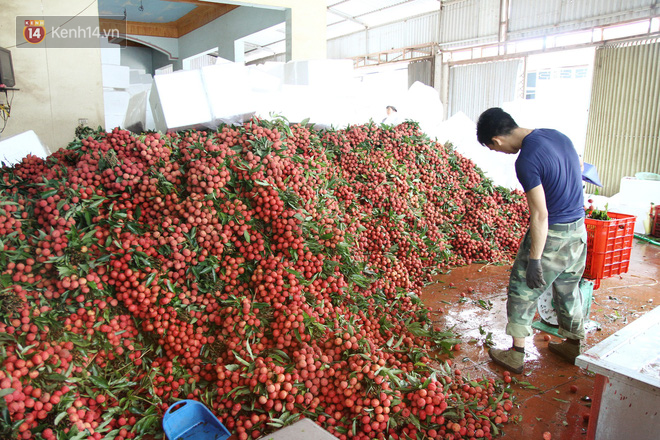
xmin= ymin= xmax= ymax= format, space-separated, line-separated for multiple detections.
xmin=429 ymin=112 xmax=522 ymax=191
xmin=123 ymin=91 xmax=149 ymax=134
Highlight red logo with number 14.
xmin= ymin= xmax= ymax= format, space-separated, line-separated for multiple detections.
xmin=24 ymin=20 xmax=46 ymax=44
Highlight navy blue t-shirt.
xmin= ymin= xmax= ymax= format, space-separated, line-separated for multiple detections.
xmin=515 ymin=129 xmax=584 ymax=225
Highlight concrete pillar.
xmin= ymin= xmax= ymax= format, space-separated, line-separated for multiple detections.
xmin=223 ymin=0 xmax=326 ymax=60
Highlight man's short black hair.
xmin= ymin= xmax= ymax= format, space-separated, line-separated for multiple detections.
xmin=476 ymin=107 xmax=519 ymax=146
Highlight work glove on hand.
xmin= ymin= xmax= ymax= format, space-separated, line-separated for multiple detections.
xmin=525 ymin=258 xmax=546 ymax=289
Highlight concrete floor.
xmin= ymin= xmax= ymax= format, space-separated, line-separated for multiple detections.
xmin=422 ymin=238 xmax=660 ymax=439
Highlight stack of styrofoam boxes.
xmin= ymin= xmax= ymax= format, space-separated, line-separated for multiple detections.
xmin=101 ymin=42 xmax=130 ymax=131
xmin=150 ymin=68 xmax=214 ymax=133
xmin=607 ymin=177 xmax=660 ymax=234
xmin=124 ymin=69 xmax=156 ymax=133
xmin=150 ymin=61 xmax=284 ymax=133
xmin=280 ymin=59 xmax=357 ymax=128
xmin=250 ymin=62 xmax=284 ymax=121
xmin=149 ymin=59 xmax=362 ymax=132
xmin=201 ymin=63 xmax=258 ymax=128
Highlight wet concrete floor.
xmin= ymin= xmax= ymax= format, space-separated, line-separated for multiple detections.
xmin=421 ymin=238 xmax=660 ymax=439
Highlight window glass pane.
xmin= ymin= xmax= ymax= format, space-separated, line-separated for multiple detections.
xmin=526 ymin=72 xmax=537 ymax=88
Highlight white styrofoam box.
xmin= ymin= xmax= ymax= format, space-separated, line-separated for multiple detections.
xmin=605 ymin=197 xmax=653 ymax=235
xmin=619 ymin=177 xmax=660 ymax=205
xmin=100 ymin=44 xmax=121 ymax=66
xmin=271 ymin=85 xmax=318 ymax=125
xmin=150 ymin=69 xmax=213 ymax=133
xmin=104 ymin=90 xmax=130 ymax=114
xmin=129 ymin=69 xmax=153 ymax=85
xmin=149 ymin=82 xmax=165 ymax=133
xmin=284 ymin=59 xmax=354 ymax=88
xmin=0 ymin=130 xmax=49 ymax=165
xmin=256 ymin=419 xmax=338 ymax=440
xmin=145 ymin=101 xmax=156 ymax=131
xmin=104 ymin=90 xmax=130 ymax=131
xmin=127 ymin=83 xmax=152 ymax=97
xmin=105 ymin=114 xmax=125 ymax=132
xmin=102 ymin=64 xmax=130 ymax=89
xmin=607 ymin=177 xmax=660 ymax=234
xmin=255 ymin=61 xmax=285 ymax=84
xmin=247 ymin=65 xmax=282 ymax=93
xmin=200 ymin=63 xmax=256 ymax=127
xmin=576 ymin=305 xmax=660 ymax=440
xmin=265 ymin=84 xmax=369 ymax=129
xmin=139 ymin=73 xmax=153 ymax=84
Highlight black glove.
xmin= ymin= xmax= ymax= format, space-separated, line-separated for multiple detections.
xmin=526 ymin=258 xmax=546 ymax=289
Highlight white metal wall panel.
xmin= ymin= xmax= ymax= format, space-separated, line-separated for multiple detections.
xmin=583 ymin=40 xmax=660 ymax=197
xmin=328 ymin=31 xmax=368 ymax=59
xmin=368 ymin=11 xmax=439 ymax=53
xmin=448 ymin=59 xmax=523 ymax=122
xmin=508 ymin=0 xmax=659 ymax=40
xmin=439 ymin=0 xmax=500 ymax=49
xmin=408 ymin=60 xmax=433 ymax=87
xmin=327 ymin=11 xmax=439 ymax=59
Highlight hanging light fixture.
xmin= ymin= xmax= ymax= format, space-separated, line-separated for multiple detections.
xmin=138 ymin=0 xmax=144 ymax=12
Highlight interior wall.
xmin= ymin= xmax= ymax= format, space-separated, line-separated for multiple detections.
xmin=121 ymin=46 xmax=154 ymax=74
xmin=0 ymin=0 xmax=105 ymax=152
xmin=152 ymin=50 xmax=177 ymax=72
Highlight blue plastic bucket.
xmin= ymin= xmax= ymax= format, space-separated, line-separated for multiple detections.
xmin=162 ymin=400 xmax=231 ymax=440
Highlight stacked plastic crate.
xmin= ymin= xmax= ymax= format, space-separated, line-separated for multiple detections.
xmin=583 ymin=212 xmax=636 ymax=289
xmin=651 ymin=205 xmax=660 ymax=238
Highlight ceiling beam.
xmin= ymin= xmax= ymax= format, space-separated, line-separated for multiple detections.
xmin=175 ymin=3 xmax=239 ymax=35
xmin=100 ymin=18 xmax=178 ymax=38
xmin=99 ymin=3 xmax=238 ymax=39
xmin=327 ymin=7 xmax=368 ymax=29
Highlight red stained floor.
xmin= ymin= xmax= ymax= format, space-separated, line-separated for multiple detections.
xmin=421 ymin=239 xmax=660 ymax=439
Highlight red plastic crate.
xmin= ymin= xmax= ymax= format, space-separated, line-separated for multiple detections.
xmin=583 ymin=212 xmax=636 ymax=281
xmin=652 ymin=205 xmax=660 ymax=238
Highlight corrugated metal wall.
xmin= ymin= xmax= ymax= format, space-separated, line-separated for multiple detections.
xmin=583 ymin=39 xmax=660 ymax=197
xmin=447 ymin=59 xmax=523 ymax=122
xmin=408 ymin=60 xmax=433 ymax=87
xmin=438 ymin=0 xmax=499 ymax=49
xmin=508 ymin=0 xmax=658 ymax=40
xmin=327 ymin=0 xmax=659 ymax=59
xmin=327 ymin=11 xmax=439 ymax=59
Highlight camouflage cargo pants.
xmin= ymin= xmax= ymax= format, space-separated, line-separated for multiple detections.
xmin=506 ymin=219 xmax=588 ymax=339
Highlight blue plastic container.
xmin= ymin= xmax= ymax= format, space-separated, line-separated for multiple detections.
xmin=162 ymin=400 xmax=231 ymax=440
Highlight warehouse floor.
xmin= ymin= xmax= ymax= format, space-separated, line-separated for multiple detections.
xmin=422 ymin=238 xmax=660 ymax=439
